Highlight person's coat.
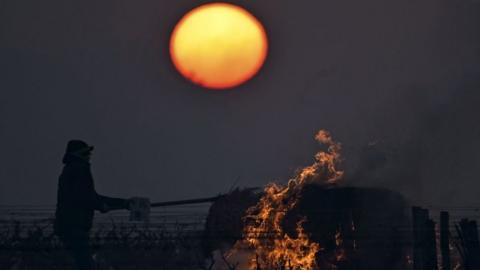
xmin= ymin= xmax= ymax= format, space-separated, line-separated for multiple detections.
xmin=54 ymin=156 xmax=128 ymax=235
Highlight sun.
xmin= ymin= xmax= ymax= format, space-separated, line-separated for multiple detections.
xmin=170 ymin=3 xmax=268 ymax=90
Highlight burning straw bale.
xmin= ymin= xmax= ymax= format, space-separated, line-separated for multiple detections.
xmin=203 ymin=129 xmax=410 ymax=270
xmin=204 ymin=185 xmax=410 ymax=270
xmin=202 ymin=127 xmax=408 ymax=270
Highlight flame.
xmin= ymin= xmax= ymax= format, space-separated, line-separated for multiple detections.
xmin=226 ymin=130 xmax=344 ymax=269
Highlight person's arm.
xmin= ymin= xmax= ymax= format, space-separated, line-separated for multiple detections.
xmin=72 ymin=164 xmax=129 ymax=212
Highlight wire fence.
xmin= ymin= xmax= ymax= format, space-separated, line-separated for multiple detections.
xmin=0 ymin=204 xmax=212 ymax=270
xmin=0 ymin=205 xmax=478 ymax=269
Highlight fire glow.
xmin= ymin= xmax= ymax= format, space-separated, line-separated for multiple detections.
xmin=224 ymin=130 xmax=344 ymax=269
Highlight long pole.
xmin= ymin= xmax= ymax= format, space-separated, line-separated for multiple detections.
xmin=150 ymin=195 xmax=224 ymax=208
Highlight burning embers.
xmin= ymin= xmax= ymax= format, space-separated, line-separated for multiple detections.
xmin=225 ymin=130 xmax=344 ymax=269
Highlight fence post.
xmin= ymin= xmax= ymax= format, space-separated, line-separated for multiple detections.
xmin=459 ymin=219 xmax=480 ymax=270
xmin=440 ymin=211 xmax=451 ymax=270
xmin=412 ymin=207 xmax=427 ymax=270
xmin=412 ymin=207 xmax=438 ymax=270
xmin=425 ymin=219 xmax=438 ymax=270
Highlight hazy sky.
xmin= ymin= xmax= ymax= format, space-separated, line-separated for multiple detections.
xmin=1 ymin=0 xmax=479 ymax=206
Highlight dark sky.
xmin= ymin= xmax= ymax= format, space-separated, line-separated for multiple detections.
xmin=1 ymin=0 xmax=479 ymax=206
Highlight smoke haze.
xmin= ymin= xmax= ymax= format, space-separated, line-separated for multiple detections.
xmin=0 ymin=0 xmax=479 ymax=206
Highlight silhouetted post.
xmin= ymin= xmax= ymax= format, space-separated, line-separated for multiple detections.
xmin=459 ymin=219 xmax=480 ymax=270
xmin=412 ymin=207 xmax=428 ymax=270
xmin=425 ymin=219 xmax=438 ymax=270
xmin=440 ymin=211 xmax=451 ymax=270
xmin=412 ymin=207 xmax=438 ymax=270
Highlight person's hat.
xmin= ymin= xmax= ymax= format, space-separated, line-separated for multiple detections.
xmin=65 ymin=140 xmax=94 ymax=154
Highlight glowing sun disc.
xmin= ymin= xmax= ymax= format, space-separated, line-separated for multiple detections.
xmin=170 ymin=3 xmax=268 ymax=90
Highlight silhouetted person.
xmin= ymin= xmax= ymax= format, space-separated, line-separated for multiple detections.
xmin=54 ymin=140 xmax=131 ymax=270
